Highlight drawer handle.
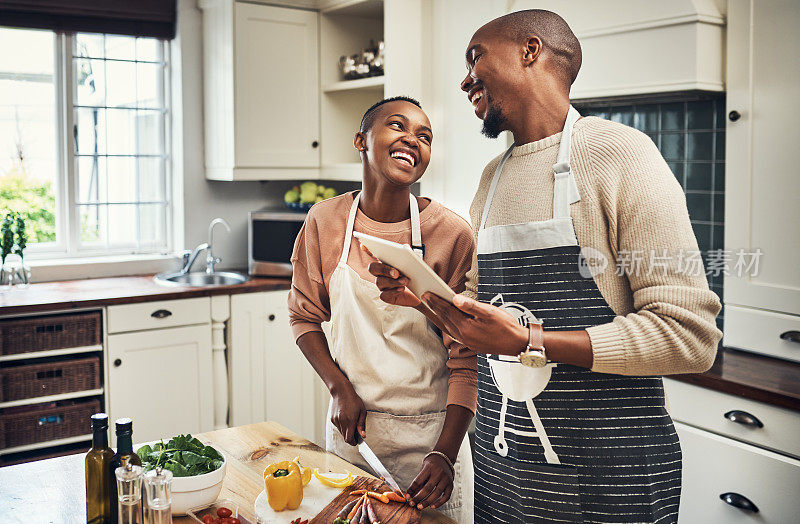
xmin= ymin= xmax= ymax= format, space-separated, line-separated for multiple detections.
xmin=151 ymin=309 xmax=173 ymax=319
xmin=113 ymin=359 xmax=122 ymax=367
xmin=720 ymin=492 xmax=759 ymax=513
xmin=724 ymin=410 xmax=763 ymax=428
xmin=780 ymin=330 xmax=800 ymax=343
xmin=268 ymin=314 xmax=276 ymax=321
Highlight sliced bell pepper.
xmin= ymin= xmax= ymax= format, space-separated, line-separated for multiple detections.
xmin=293 ymin=456 xmax=312 ymax=486
xmin=264 ymin=460 xmax=304 ymax=511
xmin=313 ymin=468 xmax=354 ymax=488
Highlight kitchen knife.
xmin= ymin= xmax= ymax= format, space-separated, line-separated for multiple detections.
xmin=357 ymin=440 xmax=403 ymax=493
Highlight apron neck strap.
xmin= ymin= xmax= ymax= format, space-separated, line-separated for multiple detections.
xmin=553 ymin=105 xmax=581 ymax=220
xmin=340 ymin=191 xmax=424 ymax=265
xmin=479 ymin=145 xmax=515 ymax=232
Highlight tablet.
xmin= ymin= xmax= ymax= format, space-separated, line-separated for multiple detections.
xmin=353 ymin=231 xmax=456 ymax=303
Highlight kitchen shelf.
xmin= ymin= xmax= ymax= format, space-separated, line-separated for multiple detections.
xmin=0 ymin=388 xmax=104 ymax=409
xmin=0 ymin=344 xmax=103 ymax=363
xmin=0 ymin=434 xmax=92 ymax=456
xmin=323 ymin=76 xmax=384 ymax=93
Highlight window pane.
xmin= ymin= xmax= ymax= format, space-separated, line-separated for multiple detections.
xmin=75 ymin=107 xmax=106 ymax=155
xmin=106 ymin=60 xmax=137 ymax=107
xmin=75 ymin=58 xmax=105 ymax=106
xmin=137 ymin=203 xmax=167 ymax=250
xmin=77 ymin=156 xmax=107 ymax=203
xmin=106 ymin=157 xmax=136 ymax=202
xmin=76 ymin=33 xmax=104 ymax=59
xmin=137 ymin=158 xmax=165 ymax=202
xmin=0 ymin=28 xmax=57 ymax=245
xmin=137 ymin=62 xmax=163 ymax=108
xmin=136 ymin=38 xmax=160 ymax=63
xmin=107 ymin=204 xmax=137 ymax=247
xmin=79 ymin=204 xmax=104 ymax=245
xmin=105 ymin=35 xmax=135 ymax=61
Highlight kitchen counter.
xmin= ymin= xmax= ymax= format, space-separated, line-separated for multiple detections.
xmin=0 ymin=421 xmax=455 ymax=524
xmin=0 ymin=274 xmax=292 ymax=316
xmin=669 ymin=347 xmax=800 ymax=412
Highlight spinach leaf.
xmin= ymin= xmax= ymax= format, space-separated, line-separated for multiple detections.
xmin=136 ymin=434 xmax=223 ymax=477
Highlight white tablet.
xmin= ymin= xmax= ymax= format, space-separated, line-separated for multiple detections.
xmin=353 ymin=231 xmax=456 ymax=303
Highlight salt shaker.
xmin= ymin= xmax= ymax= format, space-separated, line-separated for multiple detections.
xmin=143 ymin=467 xmax=173 ymax=524
xmin=115 ymin=462 xmax=144 ymax=524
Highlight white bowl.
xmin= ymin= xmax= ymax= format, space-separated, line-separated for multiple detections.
xmin=136 ymin=440 xmax=227 ymax=516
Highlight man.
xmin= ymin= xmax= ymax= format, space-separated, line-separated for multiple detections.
xmin=369 ymin=9 xmax=722 ymax=524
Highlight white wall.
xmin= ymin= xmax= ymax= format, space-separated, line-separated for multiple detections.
xmin=420 ymin=0 xmax=508 ymax=219
xmin=173 ymin=0 xmax=273 ymax=270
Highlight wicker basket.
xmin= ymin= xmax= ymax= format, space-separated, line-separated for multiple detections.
xmin=0 ymin=399 xmax=101 ymax=449
xmin=0 ymin=311 xmax=101 ymax=356
xmin=0 ymin=356 xmax=101 ymax=403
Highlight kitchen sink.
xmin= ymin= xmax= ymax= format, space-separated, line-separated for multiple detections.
xmin=154 ymin=271 xmax=249 ymax=287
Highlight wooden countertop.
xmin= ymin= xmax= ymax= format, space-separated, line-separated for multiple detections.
xmin=0 ymin=421 xmax=454 ymax=524
xmin=0 ymin=274 xmax=292 ymax=316
xmin=669 ymin=347 xmax=800 ymax=412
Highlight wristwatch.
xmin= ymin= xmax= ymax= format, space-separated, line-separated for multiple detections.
xmin=518 ymin=320 xmax=547 ymax=368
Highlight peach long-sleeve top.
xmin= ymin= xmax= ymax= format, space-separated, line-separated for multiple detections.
xmin=288 ymin=191 xmax=479 ymax=412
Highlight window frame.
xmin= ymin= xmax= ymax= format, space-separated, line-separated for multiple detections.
xmin=20 ymin=30 xmax=173 ymax=259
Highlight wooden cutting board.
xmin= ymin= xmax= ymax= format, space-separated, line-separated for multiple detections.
xmin=310 ymin=476 xmax=421 ymax=524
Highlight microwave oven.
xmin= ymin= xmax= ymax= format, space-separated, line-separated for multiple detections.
xmin=248 ymin=209 xmax=307 ymax=276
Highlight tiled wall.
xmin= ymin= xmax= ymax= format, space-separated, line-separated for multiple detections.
xmin=577 ymin=95 xmax=726 ymax=325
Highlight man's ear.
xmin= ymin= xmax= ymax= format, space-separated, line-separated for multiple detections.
xmin=522 ymin=36 xmax=543 ymax=66
xmin=354 ymin=132 xmax=367 ymax=152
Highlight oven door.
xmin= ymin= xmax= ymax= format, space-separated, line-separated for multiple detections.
xmin=248 ymin=211 xmax=307 ymax=276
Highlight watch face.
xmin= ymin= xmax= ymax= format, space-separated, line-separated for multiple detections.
xmin=520 ymin=349 xmax=547 ymax=368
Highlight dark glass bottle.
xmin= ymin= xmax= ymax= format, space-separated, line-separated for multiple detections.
xmin=108 ymin=418 xmax=142 ymax=523
xmin=86 ymin=413 xmax=114 ymax=524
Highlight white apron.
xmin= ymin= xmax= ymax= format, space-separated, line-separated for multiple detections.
xmin=326 ymin=192 xmax=474 ymax=523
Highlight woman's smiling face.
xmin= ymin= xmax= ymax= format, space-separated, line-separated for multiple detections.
xmin=356 ymin=100 xmax=433 ymax=187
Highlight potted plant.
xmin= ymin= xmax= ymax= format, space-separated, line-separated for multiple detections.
xmin=14 ymin=213 xmax=29 ymax=286
xmin=0 ymin=212 xmax=14 ymax=289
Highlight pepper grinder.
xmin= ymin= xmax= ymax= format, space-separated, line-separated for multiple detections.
xmin=115 ymin=462 xmax=144 ymax=524
xmin=143 ymin=467 xmax=173 ymax=524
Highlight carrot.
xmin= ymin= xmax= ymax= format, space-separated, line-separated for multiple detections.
xmin=384 ymin=492 xmax=405 ymax=503
xmin=352 ymin=498 xmax=365 ymax=523
xmin=337 ymin=498 xmax=359 ymax=519
xmin=365 ymin=498 xmax=380 ymax=524
xmin=349 ymin=489 xmax=368 ymax=496
xmin=366 ymin=491 xmax=390 ymax=504
xmin=348 ymin=494 xmax=367 ymax=520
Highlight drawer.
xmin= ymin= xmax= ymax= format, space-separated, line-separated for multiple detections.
xmin=676 ymin=422 xmax=800 ymax=523
xmin=665 ymin=379 xmax=800 ymax=458
xmin=106 ymin=298 xmax=210 ymax=334
xmin=724 ymin=305 xmax=800 ymax=363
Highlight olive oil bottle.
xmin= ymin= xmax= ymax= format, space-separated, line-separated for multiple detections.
xmin=86 ymin=413 xmax=114 ymax=524
xmin=108 ymin=418 xmax=142 ymax=523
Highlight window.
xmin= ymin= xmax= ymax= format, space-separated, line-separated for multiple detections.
xmin=577 ymin=95 xmax=726 ymax=327
xmin=0 ymin=27 xmax=171 ymax=258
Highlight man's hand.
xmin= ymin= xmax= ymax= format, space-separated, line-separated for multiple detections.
xmin=406 ymin=453 xmax=454 ymax=510
xmin=330 ymin=385 xmax=367 ymax=446
xmin=422 ymin=293 xmax=528 ymax=357
xmin=367 ymin=259 xmax=421 ymax=308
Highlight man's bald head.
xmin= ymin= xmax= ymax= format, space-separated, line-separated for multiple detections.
xmin=486 ymin=9 xmax=582 ymax=86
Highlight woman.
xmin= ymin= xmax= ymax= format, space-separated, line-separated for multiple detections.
xmin=288 ymin=96 xmax=475 ymax=522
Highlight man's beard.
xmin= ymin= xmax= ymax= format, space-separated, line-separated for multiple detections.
xmin=481 ymin=95 xmax=506 ymax=139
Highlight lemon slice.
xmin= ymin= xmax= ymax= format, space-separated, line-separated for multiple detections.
xmin=313 ymin=468 xmax=354 ymax=488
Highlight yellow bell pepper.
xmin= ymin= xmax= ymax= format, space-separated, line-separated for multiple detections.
xmin=263 ymin=461 xmax=304 ymax=511
xmin=293 ymin=456 xmax=312 ymax=486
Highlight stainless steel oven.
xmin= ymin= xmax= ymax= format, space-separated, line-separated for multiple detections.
xmin=248 ymin=209 xmax=307 ymax=276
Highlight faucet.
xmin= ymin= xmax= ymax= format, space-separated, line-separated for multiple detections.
xmin=180 ymin=242 xmax=209 ymax=274
xmin=206 ymin=217 xmax=231 ymax=274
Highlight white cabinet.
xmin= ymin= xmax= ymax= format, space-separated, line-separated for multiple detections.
xmin=724 ymin=0 xmax=800 ymax=358
xmin=676 ymin=422 xmax=800 ymax=523
xmin=107 ymin=324 xmax=213 ymax=444
xmin=229 ymin=290 xmax=327 ymax=444
xmin=201 ymin=1 xmax=320 ymax=180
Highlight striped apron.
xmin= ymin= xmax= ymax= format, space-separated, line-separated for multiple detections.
xmin=473 ymin=107 xmax=682 ymax=523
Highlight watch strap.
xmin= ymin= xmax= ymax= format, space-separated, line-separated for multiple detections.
xmin=527 ymin=321 xmax=545 ymax=352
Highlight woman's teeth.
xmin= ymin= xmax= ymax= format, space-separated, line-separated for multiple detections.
xmin=390 ymin=151 xmax=415 ymax=166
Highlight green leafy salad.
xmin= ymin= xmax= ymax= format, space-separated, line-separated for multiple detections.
xmin=135 ymin=434 xmax=224 ymax=477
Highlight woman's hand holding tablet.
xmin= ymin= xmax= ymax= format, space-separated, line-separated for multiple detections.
xmin=354 ymin=231 xmax=456 ymax=304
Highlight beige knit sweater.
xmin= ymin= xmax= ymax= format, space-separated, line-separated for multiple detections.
xmin=465 ymin=116 xmax=722 ymax=376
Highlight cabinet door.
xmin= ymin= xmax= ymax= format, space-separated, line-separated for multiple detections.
xmin=107 ymin=325 xmax=213 ymax=443
xmin=234 ymin=3 xmax=319 ymax=168
xmin=724 ymin=0 xmax=800 ymax=318
xmin=676 ymin=422 xmax=800 ymax=523
xmin=229 ymin=292 xmax=267 ymax=427
xmin=262 ymin=290 xmax=324 ymax=441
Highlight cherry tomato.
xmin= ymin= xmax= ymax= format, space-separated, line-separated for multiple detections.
xmin=201 ymin=516 xmax=213 ymax=524
xmin=217 ymin=507 xmax=233 ymax=518
xmin=229 ymin=519 xmax=241 ymax=524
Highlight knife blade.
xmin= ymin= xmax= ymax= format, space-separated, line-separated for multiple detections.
xmin=357 ymin=440 xmax=402 ymax=493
